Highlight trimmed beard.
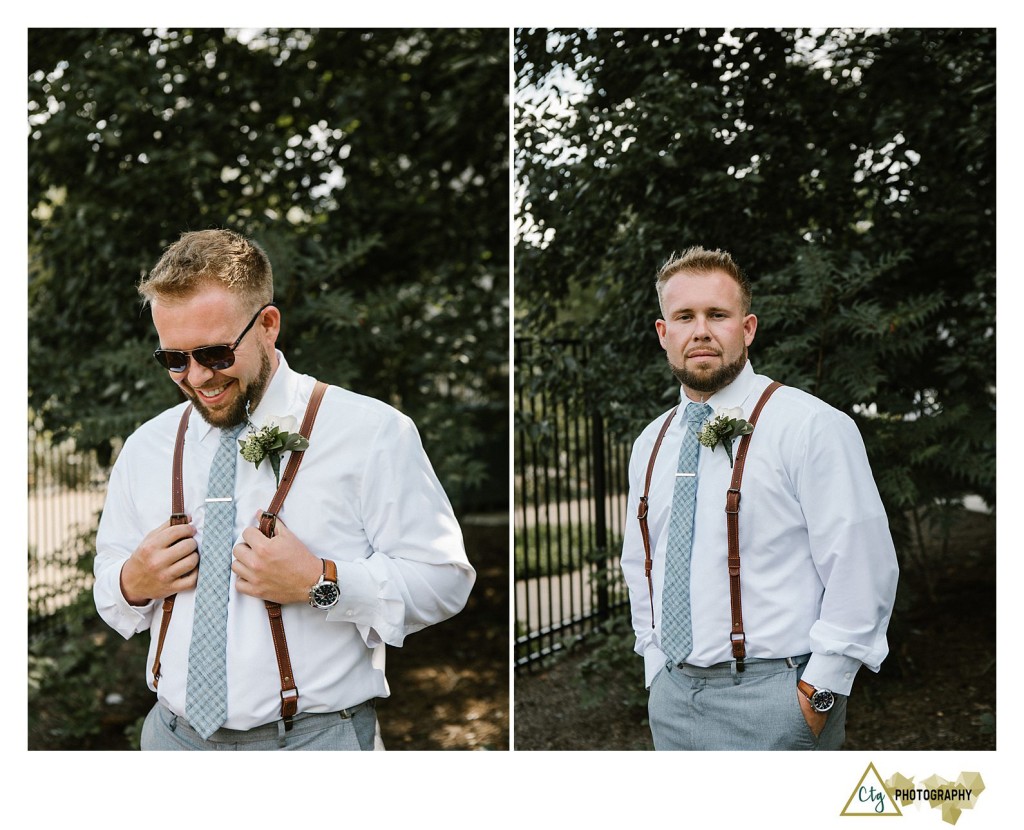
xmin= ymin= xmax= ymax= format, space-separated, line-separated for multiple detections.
xmin=668 ymin=347 xmax=748 ymax=395
xmin=186 ymin=347 xmax=273 ymax=428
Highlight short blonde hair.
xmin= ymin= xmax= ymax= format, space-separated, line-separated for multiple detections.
xmin=656 ymin=246 xmax=751 ymax=314
xmin=138 ymin=229 xmax=273 ymax=311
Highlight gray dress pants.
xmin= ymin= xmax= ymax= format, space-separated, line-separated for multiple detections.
xmin=648 ymin=655 xmax=847 ymax=750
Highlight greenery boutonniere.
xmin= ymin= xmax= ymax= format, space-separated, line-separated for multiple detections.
xmin=697 ymin=406 xmax=754 ymax=468
xmin=238 ymin=413 xmax=309 ymax=486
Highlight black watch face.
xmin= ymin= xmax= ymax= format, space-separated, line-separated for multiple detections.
xmin=311 ymin=582 xmax=340 ymax=608
xmin=811 ymin=689 xmax=835 ymax=712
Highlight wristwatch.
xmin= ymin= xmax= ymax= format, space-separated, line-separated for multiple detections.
xmin=308 ymin=558 xmax=340 ymax=610
xmin=797 ymin=679 xmax=835 ymax=713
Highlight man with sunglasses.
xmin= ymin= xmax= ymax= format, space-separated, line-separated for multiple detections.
xmin=93 ymin=229 xmax=475 ymax=750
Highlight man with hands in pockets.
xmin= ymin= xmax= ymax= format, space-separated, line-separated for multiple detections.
xmin=620 ymin=246 xmax=898 ymax=750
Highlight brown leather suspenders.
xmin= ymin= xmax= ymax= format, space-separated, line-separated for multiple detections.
xmin=151 ymin=380 xmax=329 ymax=726
xmin=636 ymin=381 xmax=783 ymax=669
xmin=151 ymin=407 xmax=194 ymax=686
xmin=257 ymin=382 xmax=328 ymax=538
xmin=257 ymin=380 xmax=328 ymax=722
xmin=724 ymin=381 xmax=782 ymax=666
xmin=637 ymin=405 xmax=678 ymax=627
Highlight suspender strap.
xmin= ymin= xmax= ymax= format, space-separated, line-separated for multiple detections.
xmin=637 ymin=405 xmax=678 ymax=628
xmin=258 ymin=381 xmax=328 ymax=538
xmin=154 ymin=381 xmax=329 ymax=727
xmin=725 ymin=381 xmax=782 ymax=669
xmin=152 ymin=403 xmax=194 ymax=687
xmin=258 ymin=380 xmax=328 ymax=724
xmin=637 ymin=381 xmax=784 ymax=661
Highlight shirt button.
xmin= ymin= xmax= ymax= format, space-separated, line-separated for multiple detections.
xmin=346 ymin=609 xmax=354 ymax=616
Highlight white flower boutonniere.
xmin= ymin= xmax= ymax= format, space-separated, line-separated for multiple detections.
xmin=238 ymin=413 xmax=309 ymax=486
xmin=697 ymin=406 xmax=754 ymax=468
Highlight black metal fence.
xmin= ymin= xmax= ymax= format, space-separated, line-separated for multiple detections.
xmin=514 ymin=339 xmax=633 ymax=669
xmin=28 ymin=417 xmax=109 ymax=634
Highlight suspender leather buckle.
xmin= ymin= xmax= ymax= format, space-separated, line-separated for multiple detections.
xmin=637 ymin=496 xmax=649 ymax=520
xmin=260 ymin=511 xmax=278 ymax=537
xmin=725 ymin=488 xmax=741 ymax=514
xmin=280 ymin=687 xmax=299 ymax=728
xmin=730 ymin=631 xmax=747 ymax=671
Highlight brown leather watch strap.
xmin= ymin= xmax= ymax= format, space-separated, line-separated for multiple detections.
xmin=152 ymin=403 xmax=193 ymax=687
xmin=323 ymin=558 xmax=338 ymax=584
xmin=726 ymin=381 xmax=782 ymax=669
xmin=639 ymin=405 xmax=678 ymax=628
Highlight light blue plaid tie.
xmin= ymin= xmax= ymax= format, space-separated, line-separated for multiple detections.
xmin=185 ymin=423 xmax=244 ymax=739
xmin=660 ymin=402 xmax=712 ymax=666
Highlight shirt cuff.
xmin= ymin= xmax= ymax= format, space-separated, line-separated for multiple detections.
xmin=643 ymin=645 xmax=670 ymax=688
xmin=326 ymin=559 xmax=408 ymax=648
xmin=802 ymin=653 xmax=862 ymax=696
xmin=95 ymin=563 xmax=157 ymax=638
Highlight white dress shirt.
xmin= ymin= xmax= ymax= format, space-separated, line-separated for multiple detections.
xmin=94 ymin=352 xmax=475 ymax=730
xmin=621 ymin=362 xmax=898 ymax=695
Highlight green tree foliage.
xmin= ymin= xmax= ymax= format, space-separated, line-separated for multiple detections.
xmin=515 ymin=28 xmax=995 ymax=520
xmin=29 ymin=28 xmax=508 ymax=510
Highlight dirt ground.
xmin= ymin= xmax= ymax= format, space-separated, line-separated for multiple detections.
xmin=513 ymin=509 xmax=996 ymax=751
xmin=376 ymin=516 xmax=508 ymax=750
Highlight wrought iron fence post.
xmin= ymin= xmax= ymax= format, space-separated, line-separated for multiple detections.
xmin=591 ymin=410 xmax=610 ymax=620
xmin=514 ymin=337 xmax=631 ymax=668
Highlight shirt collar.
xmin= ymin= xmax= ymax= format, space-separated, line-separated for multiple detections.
xmin=677 ymin=360 xmax=760 ymax=417
xmin=192 ymin=350 xmax=298 ymax=443
xmin=247 ymin=350 xmax=300 ymax=426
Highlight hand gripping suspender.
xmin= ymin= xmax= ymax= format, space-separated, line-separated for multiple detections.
xmin=151 ymin=380 xmax=329 ymax=728
xmin=636 ymin=381 xmax=783 ymax=671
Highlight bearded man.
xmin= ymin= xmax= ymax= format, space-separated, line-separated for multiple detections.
xmin=94 ymin=229 xmax=474 ymax=750
xmin=620 ymin=246 xmax=898 ymax=750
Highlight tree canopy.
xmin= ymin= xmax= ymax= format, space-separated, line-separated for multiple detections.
xmin=515 ymin=28 xmax=995 ymax=518
xmin=29 ymin=28 xmax=509 ymax=511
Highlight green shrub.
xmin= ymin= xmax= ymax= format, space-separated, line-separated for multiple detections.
xmin=29 ymin=588 xmax=152 ymax=750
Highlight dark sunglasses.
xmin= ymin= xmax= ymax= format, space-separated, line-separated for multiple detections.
xmin=153 ymin=303 xmax=274 ymax=373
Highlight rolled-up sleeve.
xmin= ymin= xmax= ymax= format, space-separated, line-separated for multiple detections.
xmin=327 ymin=412 xmax=475 ymax=647
xmin=93 ymin=445 xmax=158 ymax=639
